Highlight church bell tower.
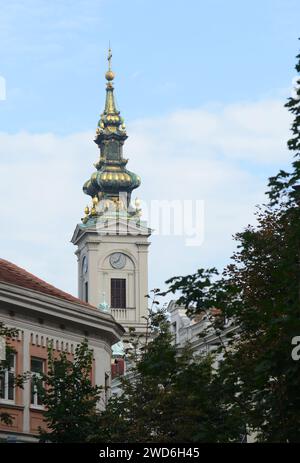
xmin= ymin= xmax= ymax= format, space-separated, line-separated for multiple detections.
xmin=71 ymin=49 xmax=151 ymax=336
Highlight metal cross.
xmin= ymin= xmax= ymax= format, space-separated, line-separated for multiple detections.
xmin=108 ymin=46 xmax=112 ymax=70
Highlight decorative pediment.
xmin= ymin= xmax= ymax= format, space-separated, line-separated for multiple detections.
xmin=96 ymin=216 xmax=151 ymax=236
xmin=71 ymin=224 xmax=87 ymax=245
xmin=71 ymin=216 xmax=151 ymax=245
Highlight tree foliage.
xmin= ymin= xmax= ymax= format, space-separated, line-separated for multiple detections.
xmin=37 ymin=340 xmax=103 ymax=443
xmin=90 ymin=298 xmax=244 ymax=443
xmin=164 ymin=44 xmax=300 ymax=442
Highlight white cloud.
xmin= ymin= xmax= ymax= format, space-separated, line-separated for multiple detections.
xmin=0 ymin=99 xmax=293 ymax=298
xmin=129 ymin=100 xmax=291 ymax=164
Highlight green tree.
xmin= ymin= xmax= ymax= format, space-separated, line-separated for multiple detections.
xmin=164 ymin=43 xmax=300 ymax=443
xmin=37 ymin=340 xmax=103 ymax=443
xmin=91 ymin=294 xmax=243 ymax=443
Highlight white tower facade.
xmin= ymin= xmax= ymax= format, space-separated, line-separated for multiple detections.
xmin=72 ymin=218 xmax=151 ymax=335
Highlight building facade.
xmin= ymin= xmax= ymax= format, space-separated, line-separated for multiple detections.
xmin=72 ymin=49 xmax=151 ymax=337
xmin=0 ymin=259 xmax=124 ymax=442
xmin=168 ymin=300 xmax=236 ymax=356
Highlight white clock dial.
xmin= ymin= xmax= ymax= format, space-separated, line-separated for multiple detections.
xmin=109 ymin=252 xmax=126 ymax=269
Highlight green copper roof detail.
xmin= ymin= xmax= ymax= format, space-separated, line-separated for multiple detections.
xmin=82 ymin=47 xmax=141 ymax=222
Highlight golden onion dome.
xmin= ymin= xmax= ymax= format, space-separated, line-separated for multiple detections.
xmin=83 ymin=167 xmax=141 ymax=198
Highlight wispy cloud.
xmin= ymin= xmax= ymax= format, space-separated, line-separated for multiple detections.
xmin=0 ymin=0 xmax=105 ymax=56
xmin=129 ymin=100 xmax=291 ymax=164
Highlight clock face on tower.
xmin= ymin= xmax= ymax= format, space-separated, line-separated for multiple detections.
xmin=109 ymin=252 xmax=126 ymax=269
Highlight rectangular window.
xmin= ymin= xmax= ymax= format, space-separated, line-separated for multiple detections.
xmin=0 ymin=336 xmax=5 ymax=361
xmin=84 ymin=281 xmax=89 ymax=303
xmin=0 ymin=353 xmax=16 ymax=402
xmin=31 ymin=357 xmax=45 ymax=407
xmin=111 ymin=278 xmax=126 ymax=308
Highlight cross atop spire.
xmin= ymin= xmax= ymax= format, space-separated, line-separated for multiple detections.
xmin=105 ymin=45 xmax=115 ymax=82
xmin=107 ymin=44 xmax=112 ymax=71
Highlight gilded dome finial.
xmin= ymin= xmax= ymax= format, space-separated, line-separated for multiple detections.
xmin=105 ymin=44 xmax=115 ymax=82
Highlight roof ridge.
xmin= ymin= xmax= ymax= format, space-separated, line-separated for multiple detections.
xmin=0 ymin=258 xmax=95 ymax=310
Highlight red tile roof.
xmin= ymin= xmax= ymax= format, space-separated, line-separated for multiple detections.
xmin=0 ymin=258 xmax=94 ymax=309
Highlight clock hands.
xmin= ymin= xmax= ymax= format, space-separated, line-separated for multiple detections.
xmin=114 ymin=254 xmax=121 ymax=264
xmin=110 ymin=253 xmax=126 ymax=269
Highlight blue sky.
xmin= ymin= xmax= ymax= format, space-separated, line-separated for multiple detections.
xmin=1 ymin=0 xmax=299 ymax=132
xmin=0 ymin=0 xmax=299 ymax=299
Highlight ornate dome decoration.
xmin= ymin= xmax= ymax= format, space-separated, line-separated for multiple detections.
xmin=82 ymin=47 xmax=141 ymax=224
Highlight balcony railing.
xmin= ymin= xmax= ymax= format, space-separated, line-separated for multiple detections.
xmin=111 ymin=307 xmax=136 ymax=322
